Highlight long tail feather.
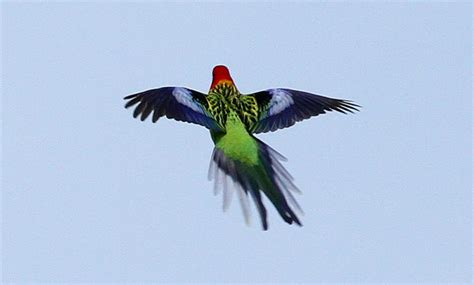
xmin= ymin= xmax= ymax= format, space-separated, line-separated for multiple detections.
xmin=209 ymin=139 xmax=302 ymax=230
xmin=255 ymin=138 xmax=302 ymax=227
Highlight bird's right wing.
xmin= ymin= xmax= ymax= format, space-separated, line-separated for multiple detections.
xmin=245 ymin=88 xmax=360 ymax=133
xmin=124 ymin=87 xmax=223 ymax=131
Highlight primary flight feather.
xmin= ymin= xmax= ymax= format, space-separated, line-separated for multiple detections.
xmin=124 ymin=65 xmax=359 ymax=230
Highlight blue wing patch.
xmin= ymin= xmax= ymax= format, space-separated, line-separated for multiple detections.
xmin=124 ymin=87 xmax=222 ymax=131
xmin=251 ymin=88 xmax=360 ymax=133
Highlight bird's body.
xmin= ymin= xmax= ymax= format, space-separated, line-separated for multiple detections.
xmin=124 ymin=65 xmax=359 ymax=230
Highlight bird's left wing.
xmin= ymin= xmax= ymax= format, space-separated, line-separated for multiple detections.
xmin=245 ymin=88 xmax=360 ymax=133
xmin=124 ymin=87 xmax=223 ymax=131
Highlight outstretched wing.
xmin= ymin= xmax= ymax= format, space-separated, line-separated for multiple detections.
xmin=124 ymin=87 xmax=222 ymax=131
xmin=246 ymin=88 xmax=360 ymax=133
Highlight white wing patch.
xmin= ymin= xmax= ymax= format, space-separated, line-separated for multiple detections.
xmin=172 ymin=87 xmax=204 ymax=113
xmin=268 ymin=89 xmax=294 ymax=115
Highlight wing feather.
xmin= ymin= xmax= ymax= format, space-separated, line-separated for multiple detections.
xmin=124 ymin=87 xmax=222 ymax=131
xmin=248 ymin=88 xmax=360 ymax=133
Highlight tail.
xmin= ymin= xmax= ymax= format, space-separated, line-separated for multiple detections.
xmin=208 ymin=138 xmax=303 ymax=230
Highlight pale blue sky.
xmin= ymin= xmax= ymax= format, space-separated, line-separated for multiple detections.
xmin=2 ymin=2 xmax=472 ymax=283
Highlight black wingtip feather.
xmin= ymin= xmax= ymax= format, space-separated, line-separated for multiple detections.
xmin=124 ymin=94 xmax=137 ymax=100
xmin=341 ymin=100 xmax=361 ymax=111
xmin=124 ymin=95 xmax=142 ymax=109
xmin=152 ymin=109 xmax=161 ymax=123
xmin=140 ymin=104 xmax=154 ymax=121
xmin=133 ymin=101 xmax=147 ymax=118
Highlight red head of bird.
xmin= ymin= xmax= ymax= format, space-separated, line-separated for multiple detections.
xmin=210 ymin=65 xmax=235 ymax=90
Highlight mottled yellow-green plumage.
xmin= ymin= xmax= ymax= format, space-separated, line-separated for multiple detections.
xmin=206 ymin=81 xmax=260 ymax=131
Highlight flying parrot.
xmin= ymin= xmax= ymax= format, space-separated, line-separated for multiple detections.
xmin=124 ymin=65 xmax=359 ymax=230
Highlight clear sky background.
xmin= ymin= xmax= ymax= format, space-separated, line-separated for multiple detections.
xmin=2 ymin=2 xmax=471 ymax=283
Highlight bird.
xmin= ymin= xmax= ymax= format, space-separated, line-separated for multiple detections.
xmin=124 ymin=65 xmax=359 ymax=230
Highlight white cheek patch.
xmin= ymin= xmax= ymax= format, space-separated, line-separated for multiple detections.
xmin=172 ymin=87 xmax=203 ymax=114
xmin=268 ymin=89 xmax=294 ymax=116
